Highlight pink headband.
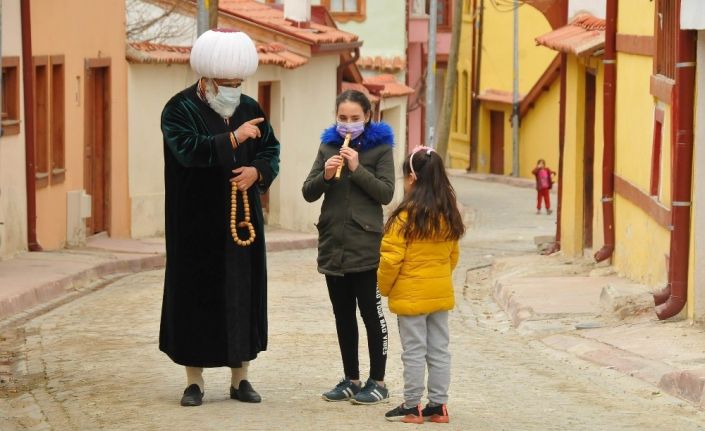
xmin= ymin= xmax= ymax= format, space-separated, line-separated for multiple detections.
xmin=409 ymin=146 xmax=435 ymax=180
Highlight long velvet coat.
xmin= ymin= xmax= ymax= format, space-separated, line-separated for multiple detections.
xmin=159 ymin=83 xmax=280 ymax=368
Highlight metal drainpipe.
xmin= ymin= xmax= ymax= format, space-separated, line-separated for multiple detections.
xmin=20 ymin=0 xmax=42 ymax=252
xmin=336 ymin=47 xmax=360 ymax=95
xmin=593 ymin=0 xmax=617 ymax=263
xmin=654 ymin=22 xmax=697 ymax=320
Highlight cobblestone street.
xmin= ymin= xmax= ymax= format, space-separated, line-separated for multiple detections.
xmin=2 ymin=177 xmax=705 ymax=430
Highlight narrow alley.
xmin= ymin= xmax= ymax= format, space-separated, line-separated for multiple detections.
xmin=2 ymin=177 xmax=704 ymax=430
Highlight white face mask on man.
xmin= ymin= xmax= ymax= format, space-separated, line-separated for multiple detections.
xmin=204 ymin=79 xmax=242 ymax=119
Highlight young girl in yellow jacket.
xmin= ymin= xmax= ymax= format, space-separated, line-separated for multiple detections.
xmin=378 ymin=146 xmax=465 ymax=424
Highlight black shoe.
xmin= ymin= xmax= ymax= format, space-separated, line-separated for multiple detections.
xmin=385 ymin=403 xmax=424 ymax=423
xmin=321 ymin=378 xmax=361 ymax=402
xmin=230 ymin=380 xmax=262 ymax=403
xmin=180 ymin=384 xmax=203 ymax=407
xmin=351 ymin=378 xmax=389 ymax=405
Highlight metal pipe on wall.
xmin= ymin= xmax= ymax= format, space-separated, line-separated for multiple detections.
xmin=20 ymin=0 xmax=42 ymax=251
xmin=655 ymin=15 xmax=697 ymax=320
xmin=593 ymin=0 xmax=617 ymax=263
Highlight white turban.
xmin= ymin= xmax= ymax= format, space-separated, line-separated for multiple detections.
xmin=190 ymin=29 xmax=259 ymax=79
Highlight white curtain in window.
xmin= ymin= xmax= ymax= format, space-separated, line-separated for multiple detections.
xmin=412 ymin=0 xmax=425 ymax=15
xmin=344 ymin=0 xmax=358 ymax=12
xmin=331 ymin=0 xmax=344 ymax=11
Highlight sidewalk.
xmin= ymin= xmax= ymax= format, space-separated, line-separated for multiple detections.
xmin=447 ymin=169 xmax=537 ymax=188
xmin=0 ymin=227 xmax=317 ymax=324
xmin=488 ymin=253 xmax=705 ymax=409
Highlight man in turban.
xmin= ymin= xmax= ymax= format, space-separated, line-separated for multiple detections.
xmin=159 ymin=29 xmax=280 ymax=407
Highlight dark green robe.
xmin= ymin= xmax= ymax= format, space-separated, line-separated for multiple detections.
xmin=159 ymin=83 xmax=280 ymax=367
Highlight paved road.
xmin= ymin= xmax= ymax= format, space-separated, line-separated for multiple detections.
xmin=2 ymin=178 xmax=704 ymax=430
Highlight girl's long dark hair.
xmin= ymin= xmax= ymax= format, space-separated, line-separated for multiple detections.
xmin=385 ymin=149 xmax=466 ymax=241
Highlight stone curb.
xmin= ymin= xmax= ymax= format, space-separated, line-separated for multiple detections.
xmin=489 ymin=254 xmax=705 ymax=410
xmin=659 ymin=369 xmax=705 ymax=408
xmin=540 ymin=333 xmax=705 ymax=409
xmin=492 ymin=279 xmax=535 ymax=327
xmin=0 ymin=254 xmax=165 ymax=323
xmin=0 ymin=236 xmax=317 ymax=324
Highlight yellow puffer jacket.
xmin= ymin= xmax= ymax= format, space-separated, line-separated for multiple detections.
xmin=378 ymin=213 xmax=459 ymax=316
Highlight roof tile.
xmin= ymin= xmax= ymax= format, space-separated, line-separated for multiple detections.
xmin=357 ymin=56 xmax=406 ymax=73
xmin=126 ymin=41 xmax=308 ymax=69
xmin=535 ymin=13 xmax=606 ymax=56
xmin=219 ymin=0 xmax=358 ymax=45
xmin=477 ymin=89 xmax=525 ymax=105
xmin=363 ymin=74 xmax=415 ymax=98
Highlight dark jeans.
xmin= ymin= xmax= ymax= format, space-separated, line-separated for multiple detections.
xmin=326 ymin=269 xmax=388 ymax=382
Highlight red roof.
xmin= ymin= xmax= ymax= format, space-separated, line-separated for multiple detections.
xmin=126 ymin=42 xmax=191 ymax=64
xmin=535 ymin=14 xmax=606 ymax=56
xmin=477 ymin=89 xmax=525 ymax=105
xmin=341 ymin=75 xmax=415 ymax=103
xmin=126 ymin=41 xmax=308 ymax=69
xmin=218 ymin=0 xmax=359 ymax=46
xmin=357 ymin=56 xmax=406 ymax=73
xmin=363 ymin=74 xmax=415 ymax=98
xmin=341 ymin=82 xmax=380 ymax=104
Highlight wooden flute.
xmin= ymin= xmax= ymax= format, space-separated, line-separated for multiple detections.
xmin=335 ymin=133 xmax=352 ymax=180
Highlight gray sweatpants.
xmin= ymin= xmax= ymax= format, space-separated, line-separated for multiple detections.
xmin=397 ymin=311 xmax=450 ymax=406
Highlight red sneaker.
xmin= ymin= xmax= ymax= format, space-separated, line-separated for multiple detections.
xmin=422 ymin=403 xmax=450 ymax=423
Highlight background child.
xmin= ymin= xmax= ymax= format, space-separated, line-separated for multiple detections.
xmin=302 ymin=90 xmax=395 ymax=405
xmin=378 ymin=146 xmax=465 ymax=424
xmin=531 ymin=159 xmax=556 ymax=215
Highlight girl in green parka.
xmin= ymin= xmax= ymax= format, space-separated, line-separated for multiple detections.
xmin=302 ymin=90 xmax=395 ymax=405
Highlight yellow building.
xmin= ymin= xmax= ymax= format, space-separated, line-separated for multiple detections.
xmin=539 ymin=1 xmax=702 ymax=321
xmin=448 ymin=0 xmax=565 ymax=177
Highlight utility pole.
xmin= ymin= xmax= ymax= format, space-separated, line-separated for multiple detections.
xmin=511 ymin=0 xmax=520 ymax=176
xmin=469 ymin=0 xmax=484 ymax=172
xmin=197 ymin=0 xmax=218 ymax=36
xmin=435 ymin=0 xmax=463 ymax=161
xmin=426 ymin=0 xmax=438 ymax=148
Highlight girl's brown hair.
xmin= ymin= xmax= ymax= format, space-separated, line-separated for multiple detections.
xmin=385 ymin=148 xmax=465 ymax=241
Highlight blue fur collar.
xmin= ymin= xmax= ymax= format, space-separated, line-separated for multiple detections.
xmin=321 ymin=121 xmax=394 ymax=151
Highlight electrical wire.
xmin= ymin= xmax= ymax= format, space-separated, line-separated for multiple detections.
xmin=488 ymin=0 xmax=524 ymax=13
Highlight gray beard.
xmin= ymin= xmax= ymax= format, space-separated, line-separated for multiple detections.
xmin=203 ymin=79 xmax=239 ymax=119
